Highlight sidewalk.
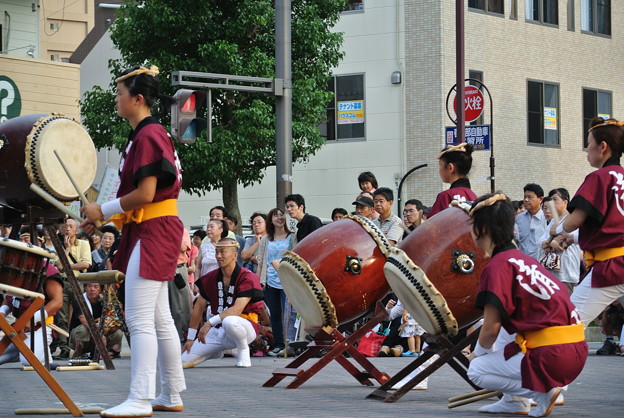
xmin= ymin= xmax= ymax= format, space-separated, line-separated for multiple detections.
xmin=0 ymin=342 xmax=620 ymax=417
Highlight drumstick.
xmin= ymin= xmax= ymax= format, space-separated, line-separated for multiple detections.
xmin=53 ymin=150 xmax=102 ymax=228
xmin=544 ymin=200 xmax=560 ymax=245
xmin=77 ymin=270 xmax=125 ymax=285
xmin=29 ymin=184 xmax=84 ymax=224
xmin=448 ymin=388 xmax=496 ymax=403
xmin=48 ymin=323 xmax=69 ymax=338
xmin=448 ymin=390 xmax=502 ymax=409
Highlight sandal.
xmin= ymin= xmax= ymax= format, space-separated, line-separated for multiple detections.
xmin=619 ymin=346 xmax=624 ymax=356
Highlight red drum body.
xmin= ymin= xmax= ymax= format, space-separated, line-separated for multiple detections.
xmin=0 ymin=238 xmax=53 ymax=292
xmin=0 ymin=114 xmax=97 ymax=211
xmin=384 ymin=207 xmax=486 ymax=337
xmin=278 ymin=215 xmax=391 ymax=328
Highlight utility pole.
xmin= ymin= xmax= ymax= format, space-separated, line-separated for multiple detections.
xmin=275 ymin=0 xmax=293 ymax=208
xmin=456 ymin=0 xmax=465 ymax=143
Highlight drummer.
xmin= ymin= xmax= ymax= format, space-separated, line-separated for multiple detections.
xmin=467 ymin=193 xmax=587 ymax=417
xmin=0 ymin=263 xmax=63 ymax=366
xmin=427 ymin=143 xmax=478 ymax=218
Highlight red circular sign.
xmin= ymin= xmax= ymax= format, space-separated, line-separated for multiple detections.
xmin=453 ymin=85 xmax=484 ymax=123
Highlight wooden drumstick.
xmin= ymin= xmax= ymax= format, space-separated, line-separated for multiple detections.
xmin=544 ymin=200 xmax=560 ymax=245
xmin=29 ymin=184 xmax=84 ymax=224
xmin=448 ymin=388 xmax=496 ymax=403
xmin=448 ymin=390 xmax=502 ymax=409
xmin=53 ymin=150 xmax=102 ymax=228
xmin=77 ymin=270 xmax=125 ymax=285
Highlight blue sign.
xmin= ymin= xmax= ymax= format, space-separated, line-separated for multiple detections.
xmin=445 ymin=124 xmax=491 ymax=151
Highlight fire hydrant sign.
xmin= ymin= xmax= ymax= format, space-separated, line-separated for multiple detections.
xmin=453 ymin=86 xmax=484 ymax=123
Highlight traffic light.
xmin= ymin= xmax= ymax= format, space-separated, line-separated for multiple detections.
xmin=170 ymin=89 xmax=207 ymax=143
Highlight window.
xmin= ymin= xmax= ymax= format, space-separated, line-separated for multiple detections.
xmin=583 ymin=89 xmax=612 ymax=148
xmin=526 ymin=0 xmax=558 ymax=25
xmin=509 ymin=0 xmax=518 ymax=19
xmin=567 ymin=0 xmax=575 ymax=31
xmin=344 ymin=1 xmax=364 ymax=12
xmin=581 ymin=0 xmax=611 ymax=36
xmin=527 ymin=80 xmax=559 ymax=145
xmin=320 ymin=74 xmax=365 ymax=142
xmin=468 ymin=70 xmax=485 ymax=126
xmin=468 ymin=0 xmax=504 ymax=14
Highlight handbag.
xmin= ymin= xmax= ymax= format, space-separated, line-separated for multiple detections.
xmin=357 ymin=330 xmax=386 ymax=357
xmin=539 ymin=251 xmax=561 ymax=271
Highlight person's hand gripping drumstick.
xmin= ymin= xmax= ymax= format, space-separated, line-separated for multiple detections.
xmin=53 ymin=150 xmax=103 ymax=233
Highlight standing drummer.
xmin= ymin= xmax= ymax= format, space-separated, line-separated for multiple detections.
xmin=0 ymin=264 xmax=63 ymax=366
xmin=467 ymin=193 xmax=587 ymax=417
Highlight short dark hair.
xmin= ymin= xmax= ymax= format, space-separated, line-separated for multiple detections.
xmin=404 ymin=199 xmax=426 ymax=212
xmin=331 ymin=208 xmax=348 ymax=219
xmin=285 ymin=194 xmax=306 ymax=212
xmin=101 ymin=225 xmax=120 ymax=240
xmin=471 ymin=193 xmax=515 ymax=249
xmin=373 ymin=187 xmax=394 ymax=202
xmin=548 ymin=188 xmax=570 ymax=202
xmin=193 ymin=229 xmax=206 ymax=240
xmin=210 ymin=206 xmax=228 ymax=218
xmin=512 ymin=200 xmax=523 ymax=211
xmin=225 ymin=215 xmax=238 ymax=226
xmin=523 ymin=183 xmax=544 ymax=198
xmin=358 ymin=171 xmax=378 ymax=189
xmin=249 ymin=212 xmax=267 ymax=224
xmin=439 ymin=144 xmax=474 ymax=175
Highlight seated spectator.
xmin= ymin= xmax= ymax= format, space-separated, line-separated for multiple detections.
xmin=331 ymin=208 xmax=348 ymax=221
xmin=90 ymin=225 xmax=119 ymax=272
xmin=70 ymin=282 xmax=123 ymax=358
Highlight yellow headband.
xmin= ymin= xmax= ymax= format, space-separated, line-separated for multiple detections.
xmin=115 ymin=65 xmax=160 ymax=83
xmin=469 ymin=193 xmax=507 ymax=217
xmin=588 ymin=119 xmax=624 ymax=132
xmin=439 ymin=142 xmax=467 ymax=159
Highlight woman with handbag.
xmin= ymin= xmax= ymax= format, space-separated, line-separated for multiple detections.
xmin=539 ymin=189 xmax=581 ymax=295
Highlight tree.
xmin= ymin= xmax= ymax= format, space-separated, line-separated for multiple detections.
xmin=80 ymin=0 xmax=347 ymax=228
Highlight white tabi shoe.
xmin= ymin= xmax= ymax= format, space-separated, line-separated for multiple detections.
xmin=479 ymin=397 xmax=530 ymax=415
xmin=236 ymin=346 xmax=252 ymax=368
xmin=530 ymin=392 xmax=564 ymax=407
xmin=151 ymin=394 xmax=184 ymax=412
xmin=100 ymin=399 xmax=152 ymax=417
xmin=528 ymin=388 xmax=562 ymax=417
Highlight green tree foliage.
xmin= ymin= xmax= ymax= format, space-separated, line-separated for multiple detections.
xmin=81 ymin=0 xmax=346 ymax=210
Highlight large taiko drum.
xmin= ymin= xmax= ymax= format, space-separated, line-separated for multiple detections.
xmin=384 ymin=206 xmax=486 ymax=337
xmin=278 ymin=215 xmax=391 ymax=329
xmin=0 ymin=238 xmax=54 ymax=292
xmin=0 ymin=114 xmax=97 ymax=211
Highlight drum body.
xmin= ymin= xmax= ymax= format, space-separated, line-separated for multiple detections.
xmin=384 ymin=207 xmax=486 ymax=337
xmin=278 ymin=215 xmax=391 ymax=329
xmin=0 ymin=238 xmax=53 ymax=292
xmin=0 ymin=114 xmax=97 ymax=211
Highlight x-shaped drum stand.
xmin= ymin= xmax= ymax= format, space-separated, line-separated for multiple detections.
xmin=367 ymin=326 xmax=482 ymax=402
xmin=263 ymin=301 xmax=390 ymax=389
xmin=0 ymin=283 xmax=83 ymax=416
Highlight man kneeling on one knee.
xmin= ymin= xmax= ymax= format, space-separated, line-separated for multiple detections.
xmin=182 ymin=238 xmax=264 ymax=368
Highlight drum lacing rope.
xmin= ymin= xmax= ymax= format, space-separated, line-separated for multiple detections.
xmin=386 ymin=256 xmax=451 ymax=335
xmin=344 ymin=214 xmax=391 ymax=257
xmin=281 ymin=252 xmax=338 ymax=328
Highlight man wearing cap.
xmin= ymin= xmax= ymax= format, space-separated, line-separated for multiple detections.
xmin=181 ymin=238 xmax=264 ymax=368
xmin=353 ymin=195 xmax=380 ymax=227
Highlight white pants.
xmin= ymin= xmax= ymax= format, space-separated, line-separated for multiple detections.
xmin=0 ymin=325 xmax=52 ymax=366
xmin=571 ymin=269 xmax=624 ymax=327
xmin=181 ymin=316 xmax=256 ymax=366
xmin=125 ymin=241 xmax=186 ymax=400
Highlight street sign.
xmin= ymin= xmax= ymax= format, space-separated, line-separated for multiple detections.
xmin=445 ymin=124 xmax=491 ymax=151
xmin=453 ymin=85 xmax=484 ymax=122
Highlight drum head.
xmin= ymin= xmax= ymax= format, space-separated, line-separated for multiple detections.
xmin=384 ymin=247 xmax=458 ymax=336
xmin=0 ymin=238 xmax=54 ymax=259
xmin=25 ymin=115 xmax=97 ymax=201
xmin=279 ymin=251 xmax=338 ymax=329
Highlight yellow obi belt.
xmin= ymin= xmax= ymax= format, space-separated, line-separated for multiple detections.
xmin=108 ymin=199 xmax=178 ymax=229
xmin=515 ymin=323 xmax=585 ymax=354
xmin=585 ymin=246 xmax=624 ymax=268
xmin=240 ymin=313 xmax=259 ymax=323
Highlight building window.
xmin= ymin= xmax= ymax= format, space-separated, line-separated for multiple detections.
xmin=567 ymin=0 xmax=575 ymax=31
xmin=468 ymin=70 xmax=485 ymax=126
xmin=527 ymin=80 xmax=559 ymax=146
xmin=320 ymin=74 xmax=365 ymax=142
xmin=509 ymin=0 xmax=518 ymax=19
xmin=468 ymin=0 xmax=504 ymax=14
xmin=583 ymin=89 xmax=612 ymax=148
xmin=581 ymin=0 xmax=611 ymax=36
xmin=344 ymin=1 xmax=364 ymax=12
xmin=526 ymin=0 xmax=558 ymax=25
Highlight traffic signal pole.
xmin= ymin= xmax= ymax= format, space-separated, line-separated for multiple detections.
xmin=275 ymin=0 xmax=293 ymax=209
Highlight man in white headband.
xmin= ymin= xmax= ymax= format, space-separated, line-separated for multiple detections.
xmin=181 ymin=238 xmax=264 ymax=368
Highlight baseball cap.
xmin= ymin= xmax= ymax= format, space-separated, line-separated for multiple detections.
xmin=352 ymin=196 xmax=374 ymax=207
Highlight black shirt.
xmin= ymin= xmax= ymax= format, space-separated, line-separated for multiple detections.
xmin=296 ymin=213 xmax=323 ymax=243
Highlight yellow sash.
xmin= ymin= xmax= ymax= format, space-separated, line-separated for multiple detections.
xmin=240 ymin=313 xmax=259 ymax=323
xmin=515 ymin=323 xmax=585 ymax=354
xmin=107 ymin=199 xmax=178 ymax=229
xmin=585 ymin=246 xmax=624 ymax=268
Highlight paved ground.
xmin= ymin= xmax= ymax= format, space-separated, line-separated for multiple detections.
xmin=0 ymin=342 xmax=622 ymax=417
